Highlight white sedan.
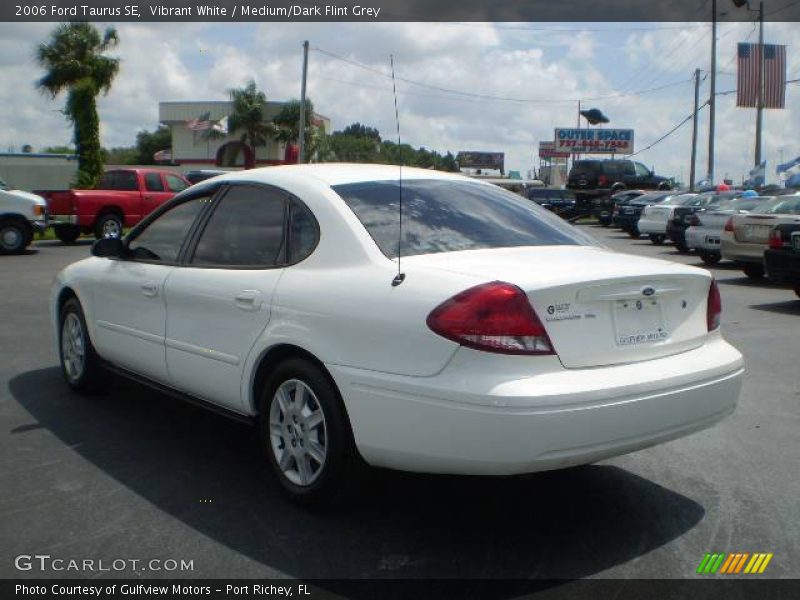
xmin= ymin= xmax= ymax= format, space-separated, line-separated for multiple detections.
xmin=51 ymin=164 xmax=744 ymax=506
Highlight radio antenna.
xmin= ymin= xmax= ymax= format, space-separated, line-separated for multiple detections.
xmin=390 ymin=54 xmax=406 ymax=287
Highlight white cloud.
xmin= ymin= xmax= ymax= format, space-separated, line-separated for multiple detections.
xmin=0 ymin=20 xmax=797 ymax=184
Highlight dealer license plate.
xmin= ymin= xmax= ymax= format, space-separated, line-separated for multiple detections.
xmin=615 ymin=298 xmax=668 ymax=346
xmin=744 ymin=224 xmax=771 ymax=241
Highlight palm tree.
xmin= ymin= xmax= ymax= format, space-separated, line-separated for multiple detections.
xmin=273 ymin=98 xmax=316 ymax=161
xmin=228 ymin=80 xmax=274 ymax=169
xmin=36 ymin=23 xmax=120 ymax=188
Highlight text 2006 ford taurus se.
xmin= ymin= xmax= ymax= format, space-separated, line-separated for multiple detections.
xmin=51 ymin=164 xmax=744 ymax=505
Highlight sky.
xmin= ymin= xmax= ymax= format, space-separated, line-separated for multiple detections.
xmin=0 ymin=20 xmax=798 ymax=184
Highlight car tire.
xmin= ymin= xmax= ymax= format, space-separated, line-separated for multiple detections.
xmin=628 ymin=228 xmax=641 ymax=239
xmin=94 ymin=212 xmax=123 ymax=240
xmin=794 ymin=288 xmax=800 ymax=299
xmin=743 ymin=265 xmax=764 ymax=279
xmin=258 ymin=358 xmax=367 ymax=508
xmin=658 ymin=182 xmax=672 ymax=191
xmin=58 ymin=297 xmax=106 ymax=392
xmin=649 ymin=234 xmax=666 ymax=245
xmin=675 ymin=242 xmax=690 ymax=254
xmin=699 ymin=251 xmax=721 ymax=265
xmin=54 ymin=225 xmax=81 ymax=244
xmin=0 ymin=219 xmax=29 ymax=254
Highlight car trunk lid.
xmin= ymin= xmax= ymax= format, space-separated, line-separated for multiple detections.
xmin=405 ymin=246 xmax=711 ymax=369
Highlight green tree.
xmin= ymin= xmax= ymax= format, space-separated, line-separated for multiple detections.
xmin=134 ymin=125 xmax=172 ymax=164
xmin=272 ymin=98 xmax=316 ymax=161
xmin=228 ymin=80 xmax=273 ymax=169
xmin=338 ymin=122 xmax=381 ymax=142
xmin=36 ymin=23 xmax=120 ymax=188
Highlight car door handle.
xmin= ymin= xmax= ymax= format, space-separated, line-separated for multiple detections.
xmin=141 ymin=282 xmax=159 ymax=297
xmin=234 ymin=290 xmax=263 ymax=311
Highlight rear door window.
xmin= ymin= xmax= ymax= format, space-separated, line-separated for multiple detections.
xmin=144 ymin=172 xmax=165 ymax=192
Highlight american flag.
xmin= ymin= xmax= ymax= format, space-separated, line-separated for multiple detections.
xmin=186 ymin=111 xmax=212 ymax=131
xmin=737 ymin=43 xmax=786 ymax=109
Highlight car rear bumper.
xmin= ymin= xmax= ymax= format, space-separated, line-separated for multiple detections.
xmin=764 ymin=249 xmax=800 ymax=284
xmin=329 ymin=336 xmax=743 ymax=475
xmin=685 ymin=228 xmax=721 ymax=252
xmin=637 ymin=218 xmax=667 ymax=235
xmin=720 ymin=239 xmax=764 ymax=263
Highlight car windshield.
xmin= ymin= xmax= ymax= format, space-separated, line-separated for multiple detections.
xmin=661 ymin=194 xmax=699 ymax=206
xmin=333 ymin=179 xmax=598 ymax=259
xmin=630 ymin=193 xmax=670 ymax=206
xmin=756 ymin=196 xmax=800 ymax=215
xmin=714 ymin=196 xmax=774 ymax=212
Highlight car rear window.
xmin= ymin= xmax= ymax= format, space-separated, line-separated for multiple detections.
xmin=760 ymin=196 xmax=800 ymax=214
xmin=333 ymin=179 xmax=597 ymax=259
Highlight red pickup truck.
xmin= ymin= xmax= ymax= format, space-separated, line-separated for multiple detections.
xmin=41 ymin=168 xmax=191 ymax=243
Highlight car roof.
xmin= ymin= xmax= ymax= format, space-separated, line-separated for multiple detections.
xmin=192 ymin=163 xmax=471 ymax=189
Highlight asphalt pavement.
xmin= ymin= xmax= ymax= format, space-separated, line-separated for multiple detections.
xmin=0 ymin=229 xmax=798 ymax=583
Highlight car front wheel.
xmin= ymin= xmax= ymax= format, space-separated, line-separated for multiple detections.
xmin=649 ymin=234 xmax=666 ymax=245
xmin=258 ymin=358 xmax=366 ymax=507
xmin=699 ymin=251 xmax=721 ymax=265
xmin=59 ymin=297 xmax=105 ymax=391
xmin=0 ymin=219 xmax=29 ymax=254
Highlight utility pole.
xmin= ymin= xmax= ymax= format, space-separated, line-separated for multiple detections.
xmin=754 ymin=0 xmax=765 ymax=166
xmin=690 ymin=68 xmax=701 ymax=192
xmin=707 ymin=0 xmax=717 ymax=183
xmin=298 ymin=40 xmax=309 ymax=164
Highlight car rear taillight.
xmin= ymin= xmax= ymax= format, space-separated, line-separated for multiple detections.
xmin=724 ymin=217 xmax=734 ymax=232
xmin=427 ymin=281 xmax=555 ymax=355
xmin=768 ymin=228 xmax=784 ymax=249
xmin=707 ymin=280 xmax=722 ymax=331
xmin=598 ymin=175 xmax=608 ymax=186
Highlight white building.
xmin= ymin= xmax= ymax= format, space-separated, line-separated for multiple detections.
xmin=158 ymin=101 xmax=330 ymax=169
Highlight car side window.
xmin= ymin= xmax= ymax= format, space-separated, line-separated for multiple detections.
xmin=288 ymin=199 xmax=319 ymax=263
xmin=166 ymin=174 xmax=189 ymax=193
xmin=115 ymin=171 xmax=138 ymax=191
xmin=191 ymin=185 xmax=287 ymax=267
xmin=127 ymin=197 xmax=207 ymax=263
xmin=634 ymin=163 xmax=651 ymax=177
xmin=145 ymin=172 xmax=165 ymax=192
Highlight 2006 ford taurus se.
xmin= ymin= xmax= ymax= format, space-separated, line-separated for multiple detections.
xmin=51 ymin=164 xmax=744 ymax=505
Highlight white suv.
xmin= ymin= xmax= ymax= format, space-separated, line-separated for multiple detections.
xmin=0 ymin=177 xmax=48 ymax=254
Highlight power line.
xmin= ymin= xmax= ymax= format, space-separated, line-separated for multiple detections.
xmin=630 ymin=101 xmax=710 ymax=157
xmin=312 ymin=46 xmax=692 ymax=104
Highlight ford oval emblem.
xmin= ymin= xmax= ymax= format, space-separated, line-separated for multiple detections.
xmin=642 ymin=287 xmax=656 ymax=297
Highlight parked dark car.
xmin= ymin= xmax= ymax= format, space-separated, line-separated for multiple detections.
xmin=184 ymin=169 xmax=230 ymax=185
xmin=667 ymin=191 xmax=740 ymax=253
xmin=764 ymin=223 xmax=800 ymax=298
xmin=611 ymin=191 xmax=672 ymax=237
xmin=567 ymin=159 xmax=672 ymax=200
xmin=597 ymin=189 xmax=645 ymax=226
xmin=526 ymin=188 xmax=578 ymax=219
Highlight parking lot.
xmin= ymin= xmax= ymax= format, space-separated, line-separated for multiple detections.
xmin=0 ymin=226 xmax=798 ymax=582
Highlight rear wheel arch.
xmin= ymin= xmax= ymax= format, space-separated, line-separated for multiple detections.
xmin=250 ymin=344 xmax=341 ymax=416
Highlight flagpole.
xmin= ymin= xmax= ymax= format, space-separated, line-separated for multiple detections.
xmin=755 ymin=0 xmax=764 ymax=167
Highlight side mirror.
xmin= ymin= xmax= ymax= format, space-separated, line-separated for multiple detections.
xmin=92 ymin=237 xmax=126 ymax=258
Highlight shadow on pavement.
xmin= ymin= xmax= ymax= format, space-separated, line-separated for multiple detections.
xmin=749 ymin=299 xmax=800 ymax=315
xmin=9 ymin=368 xmax=705 ymax=590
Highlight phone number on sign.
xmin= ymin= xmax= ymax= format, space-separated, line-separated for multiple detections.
xmin=556 ymin=140 xmax=631 ymax=149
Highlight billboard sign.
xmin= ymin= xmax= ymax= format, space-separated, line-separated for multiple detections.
xmin=554 ymin=128 xmax=634 ymax=154
xmin=538 ymin=141 xmax=570 ymax=159
xmin=456 ymin=151 xmax=504 ymax=172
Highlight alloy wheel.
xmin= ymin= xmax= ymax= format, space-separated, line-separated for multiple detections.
xmin=61 ymin=312 xmax=85 ymax=383
xmin=269 ymin=379 xmax=328 ymax=487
